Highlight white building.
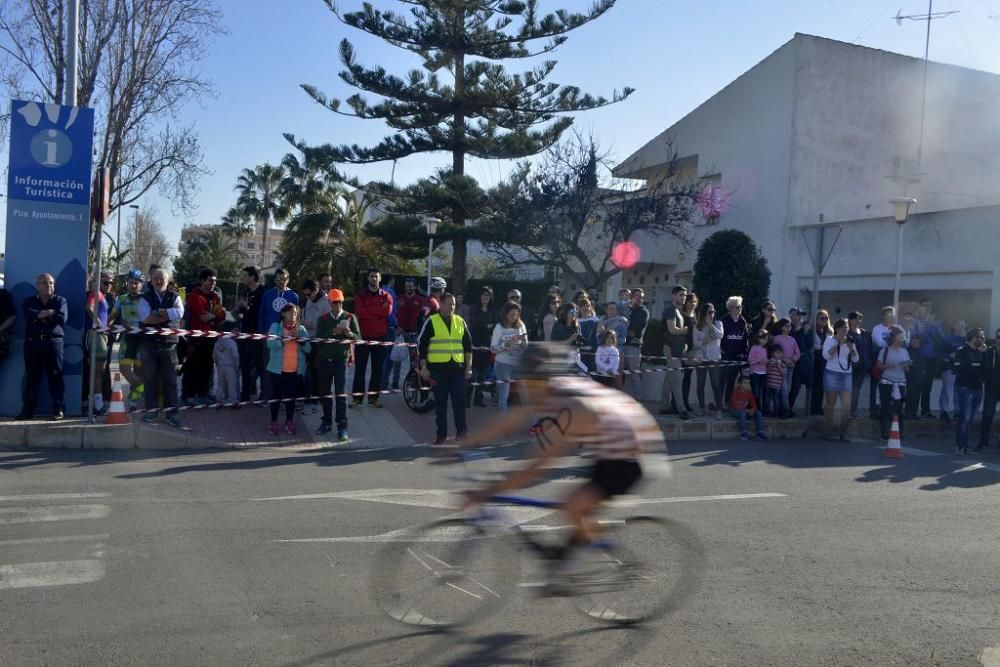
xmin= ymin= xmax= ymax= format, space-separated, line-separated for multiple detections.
xmin=615 ymin=33 xmax=1000 ymax=328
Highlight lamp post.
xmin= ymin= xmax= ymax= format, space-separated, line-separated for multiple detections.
xmin=425 ymin=217 xmax=439 ymax=294
xmin=890 ymin=197 xmax=918 ymax=315
xmin=116 ymin=203 xmax=139 ymax=277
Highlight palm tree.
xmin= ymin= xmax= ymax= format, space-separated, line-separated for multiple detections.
xmin=234 ymin=163 xmax=289 ymax=269
xmin=280 ymin=152 xmax=326 ymax=214
xmin=220 ymin=207 xmax=256 ymax=307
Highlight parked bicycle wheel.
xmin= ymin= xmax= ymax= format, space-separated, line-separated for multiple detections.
xmin=567 ymin=516 xmax=704 ymax=625
xmin=402 ymin=368 xmax=435 ymax=414
xmin=371 ymin=518 xmax=518 ymax=628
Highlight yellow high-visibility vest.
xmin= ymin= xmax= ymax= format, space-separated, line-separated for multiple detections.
xmin=427 ymin=313 xmax=466 ymax=364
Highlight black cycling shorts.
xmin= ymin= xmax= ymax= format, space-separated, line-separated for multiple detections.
xmin=119 ymin=335 xmax=141 ymax=361
xmin=588 ymin=459 xmax=643 ymax=498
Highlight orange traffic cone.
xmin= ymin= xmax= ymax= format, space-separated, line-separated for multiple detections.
xmin=882 ymin=415 xmax=904 ymax=459
xmin=105 ymin=373 xmax=130 ymax=425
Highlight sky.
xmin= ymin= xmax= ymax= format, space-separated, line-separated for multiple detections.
xmin=4 ymin=0 xmax=1000 ymax=254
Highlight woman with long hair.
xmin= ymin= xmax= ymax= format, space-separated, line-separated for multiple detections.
xmin=810 ymin=309 xmax=833 ymax=415
xmin=693 ymin=301 xmax=724 ymax=419
xmin=822 ymin=317 xmax=860 ymax=441
xmin=551 ymin=301 xmax=586 ymax=373
xmin=468 ymin=286 xmax=497 ymax=407
xmin=490 ymin=300 xmax=528 ymax=411
xmin=265 ymin=303 xmax=311 ymax=436
xmin=680 ymin=291 xmax=699 ymax=414
xmin=538 ymin=293 xmax=562 ymax=341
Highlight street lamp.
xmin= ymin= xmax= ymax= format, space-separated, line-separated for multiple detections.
xmin=425 ymin=217 xmax=439 ymax=294
xmin=116 ymin=203 xmax=140 ymax=277
xmin=890 ymin=196 xmax=917 ymax=315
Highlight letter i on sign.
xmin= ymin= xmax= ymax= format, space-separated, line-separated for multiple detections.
xmin=43 ymin=130 xmax=60 ymax=165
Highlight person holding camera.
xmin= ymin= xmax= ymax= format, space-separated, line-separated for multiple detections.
xmin=822 ymin=318 xmax=860 ymax=442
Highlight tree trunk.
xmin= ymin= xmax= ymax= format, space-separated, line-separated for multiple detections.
xmin=450 ymin=46 xmax=467 ymax=295
xmin=259 ymin=214 xmax=269 ymax=269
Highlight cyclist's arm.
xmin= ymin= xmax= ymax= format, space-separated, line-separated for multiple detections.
xmin=456 ymin=404 xmax=535 ymax=448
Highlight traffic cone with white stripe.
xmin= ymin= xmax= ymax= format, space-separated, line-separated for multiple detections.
xmin=105 ymin=373 xmax=130 ymax=425
xmin=882 ymin=415 xmax=904 ymax=459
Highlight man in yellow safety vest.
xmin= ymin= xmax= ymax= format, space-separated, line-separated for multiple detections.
xmin=417 ymin=292 xmax=473 ymax=444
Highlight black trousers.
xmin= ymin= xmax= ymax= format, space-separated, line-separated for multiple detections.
xmin=317 ymin=358 xmax=348 ymax=429
xmin=239 ymin=339 xmax=265 ymax=401
xmin=351 ymin=344 xmax=387 ymax=402
xmin=879 ymin=383 xmax=906 ymax=440
xmin=269 ymin=371 xmax=299 ymax=422
xmin=22 ymin=338 xmax=65 ymax=416
xmin=918 ymin=358 xmax=938 ymax=415
xmin=980 ymin=389 xmax=999 ymax=448
xmin=182 ymin=338 xmax=216 ymax=399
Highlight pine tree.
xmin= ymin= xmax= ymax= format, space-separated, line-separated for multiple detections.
xmin=286 ymin=0 xmax=633 ymax=293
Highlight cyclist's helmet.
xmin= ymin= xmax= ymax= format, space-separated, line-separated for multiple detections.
xmin=126 ymin=268 xmax=143 ymax=281
xmin=429 ymin=276 xmax=447 ymax=292
xmin=519 ymin=342 xmax=573 ymax=382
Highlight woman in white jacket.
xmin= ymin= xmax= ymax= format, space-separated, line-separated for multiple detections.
xmin=490 ymin=300 xmax=528 ymax=411
xmin=692 ymin=302 xmax=725 ymax=419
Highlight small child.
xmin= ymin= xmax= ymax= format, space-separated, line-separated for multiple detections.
xmin=594 ymin=329 xmax=620 ymax=388
xmin=764 ymin=344 xmax=786 ymax=417
xmin=730 ymin=373 xmax=767 ymax=441
xmin=213 ymin=321 xmax=241 ymax=408
xmin=747 ymin=329 xmax=770 ymax=410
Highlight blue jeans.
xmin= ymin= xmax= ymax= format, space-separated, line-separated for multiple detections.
xmin=494 ymin=361 xmax=515 ymax=411
xmin=732 ymin=409 xmax=764 ymax=435
xmin=431 ymin=366 xmax=468 ymax=438
xmin=955 ymin=386 xmax=982 ymax=450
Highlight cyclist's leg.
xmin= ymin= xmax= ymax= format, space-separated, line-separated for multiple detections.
xmin=562 ymin=482 xmax=606 ymax=548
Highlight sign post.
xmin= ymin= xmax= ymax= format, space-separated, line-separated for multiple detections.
xmin=2 ymin=100 xmax=95 ymax=416
xmin=799 ymin=223 xmax=843 ymax=431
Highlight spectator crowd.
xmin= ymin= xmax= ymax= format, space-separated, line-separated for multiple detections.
xmin=5 ymin=266 xmax=1000 ymax=455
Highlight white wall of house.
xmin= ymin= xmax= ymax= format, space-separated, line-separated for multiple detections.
xmin=617 ymin=33 xmax=1000 ymax=326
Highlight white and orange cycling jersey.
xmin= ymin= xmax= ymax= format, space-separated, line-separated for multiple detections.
xmin=545 ymin=376 xmax=664 ymax=461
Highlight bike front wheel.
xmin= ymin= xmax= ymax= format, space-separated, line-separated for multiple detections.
xmin=371 ymin=518 xmax=519 ymax=628
xmin=402 ymin=368 xmax=435 ymax=414
xmin=567 ymin=516 xmax=704 ymax=625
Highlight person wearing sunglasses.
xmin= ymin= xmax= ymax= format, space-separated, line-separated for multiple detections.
xmin=811 ymin=310 xmax=833 ymax=416
xmin=751 ymin=300 xmax=778 ymax=337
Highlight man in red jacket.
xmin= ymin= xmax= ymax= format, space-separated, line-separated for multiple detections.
xmin=351 ymin=267 xmax=394 ymax=407
xmin=183 ymin=267 xmax=226 ymax=405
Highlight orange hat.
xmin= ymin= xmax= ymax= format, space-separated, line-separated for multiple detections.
xmin=328 ymin=288 xmax=345 ymax=302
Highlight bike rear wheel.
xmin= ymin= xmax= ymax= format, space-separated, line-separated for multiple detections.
xmin=402 ymin=368 xmax=435 ymax=414
xmin=566 ymin=516 xmax=703 ymax=625
xmin=371 ymin=518 xmax=518 ymax=628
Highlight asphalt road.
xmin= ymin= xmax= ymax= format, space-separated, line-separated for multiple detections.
xmin=3 ymin=435 xmax=1000 ymax=666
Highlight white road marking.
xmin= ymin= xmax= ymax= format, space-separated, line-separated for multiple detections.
xmin=949 ymin=461 xmax=1000 ymax=474
xmin=0 ymin=505 xmax=111 ymax=525
xmin=0 ymin=533 xmax=110 ymax=547
xmin=0 ymin=560 xmax=106 ymax=590
xmin=0 ymin=493 xmax=111 ymax=502
xmin=631 ymin=492 xmax=788 ymax=505
xmin=253 ymin=489 xmax=458 ymax=510
xmin=980 ymin=646 xmax=1000 ymax=667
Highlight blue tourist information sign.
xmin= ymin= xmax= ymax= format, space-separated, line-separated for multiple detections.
xmin=2 ymin=100 xmax=95 ymax=416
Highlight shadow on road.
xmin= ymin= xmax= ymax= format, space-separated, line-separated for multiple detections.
xmin=281 ymin=625 xmax=653 ymax=667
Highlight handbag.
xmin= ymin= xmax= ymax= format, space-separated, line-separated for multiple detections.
xmin=390 ymin=333 xmax=409 ymax=363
